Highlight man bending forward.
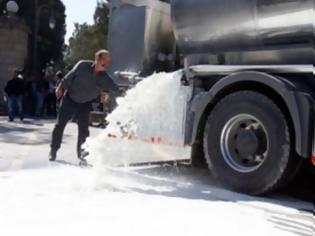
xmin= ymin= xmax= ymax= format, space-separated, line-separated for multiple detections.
xmin=49 ymin=50 xmax=121 ymax=165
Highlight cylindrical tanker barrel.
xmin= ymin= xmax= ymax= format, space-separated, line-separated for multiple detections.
xmin=171 ymin=0 xmax=314 ymax=65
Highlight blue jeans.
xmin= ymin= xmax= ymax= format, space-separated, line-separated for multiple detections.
xmin=35 ymin=91 xmax=44 ymax=116
xmin=7 ymin=95 xmax=23 ymax=120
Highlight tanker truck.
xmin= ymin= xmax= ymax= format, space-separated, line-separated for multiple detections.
xmin=107 ymin=0 xmax=314 ymax=195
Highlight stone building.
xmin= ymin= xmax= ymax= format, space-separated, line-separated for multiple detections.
xmin=0 ymin=16 xmax=29 ymax=114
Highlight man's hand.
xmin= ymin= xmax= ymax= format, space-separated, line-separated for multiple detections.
xmin=55 ymin=85 xmax=64 ymax=99
xmin=100 ymin=92 xmax=109 ymax=103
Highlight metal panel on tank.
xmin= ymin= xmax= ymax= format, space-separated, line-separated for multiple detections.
xmin=107 ymin=5 xmax=146 ymax=83
xmin=108 ymin=0 xmax=175 ymax=84
xmin=171 ymin=0 xmax=314 ymax=65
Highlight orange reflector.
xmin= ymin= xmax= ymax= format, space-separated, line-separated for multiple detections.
xmin=106 ymin=134 xmax=182 ymax=146
xmin=311 ymin=155 xmax=315 ymax=165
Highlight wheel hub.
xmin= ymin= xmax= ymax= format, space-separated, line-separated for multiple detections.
xmin=235 ymin=129 xmax=259 ymax=158
xmin=220 ymin=114 xmax=269 ymax=173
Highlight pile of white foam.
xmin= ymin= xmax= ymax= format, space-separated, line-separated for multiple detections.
xmin=85 ymin=70 xmax=191 ymax=168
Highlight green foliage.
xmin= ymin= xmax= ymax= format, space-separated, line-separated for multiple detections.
xmin=67 ymin=1 xmax=109 ymax=65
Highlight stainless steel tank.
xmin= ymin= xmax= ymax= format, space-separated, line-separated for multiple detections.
xmin=108 ymin=0 xmax=176 ymax=85
xmin=171 ymin=0 xmax=314 ymax=65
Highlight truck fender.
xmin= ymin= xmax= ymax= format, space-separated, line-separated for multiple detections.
xmin=189 ymin=72 xmax=314 ymax=158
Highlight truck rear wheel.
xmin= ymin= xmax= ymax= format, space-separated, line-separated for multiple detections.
xmin=203 ymin=91 xmax=297 ymax=195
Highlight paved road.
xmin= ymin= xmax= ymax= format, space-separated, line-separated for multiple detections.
xmin=0 ymin=117 xmax=313 ymax=236
xmin=0 ymin=117 xmax=102 ymax=170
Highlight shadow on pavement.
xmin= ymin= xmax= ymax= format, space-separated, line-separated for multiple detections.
xmin=99 ymin=164 xmax=313 ymax=207
xmin=0 ymin=120 xmax=71 ymax=145
xmin=54 ymin=160 xmax=78 ymax=167
xmin=97 ymin=164 xmax=313 ymax=235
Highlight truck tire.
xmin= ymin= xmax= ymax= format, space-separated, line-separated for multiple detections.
xmin=203 ymin=91 xmax=298 ymax=195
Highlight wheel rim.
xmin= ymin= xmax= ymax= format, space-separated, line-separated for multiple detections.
xmin=220 ymin=114 xmax=269 ymax=173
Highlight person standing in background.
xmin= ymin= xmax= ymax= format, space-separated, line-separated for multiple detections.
xmin=44 ymin=76 xmax=57 ymax=116
xmin=4 ymin=70 xmax=25 ymax=122
xmin=34 ymin=77 xmax=48 ymax=117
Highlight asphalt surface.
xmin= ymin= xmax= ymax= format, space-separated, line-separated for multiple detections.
xmin=0 ymin=116 xmax=313 ymax=236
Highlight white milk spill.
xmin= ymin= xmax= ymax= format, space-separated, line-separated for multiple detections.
xmin=85 ymin=70 xmax=192 ymax=170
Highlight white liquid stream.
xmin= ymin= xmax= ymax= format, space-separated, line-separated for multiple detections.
xmin=85 ymin=71 xmax=192 ymax=167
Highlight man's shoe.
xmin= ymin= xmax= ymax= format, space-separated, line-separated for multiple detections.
xmin=79 ymin=158 xmax=88 ymax=167
xmin=78 ymin=149 xmax=89 ymax=159
xmin=78 ymin=149 xmax=89 ymax=166
xmin=49 ymin=149 xmax=57 ymax=161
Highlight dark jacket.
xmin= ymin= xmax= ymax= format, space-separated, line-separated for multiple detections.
xmin=61 ymin=60 xmax=121 ymax=103
xmin=4 ymin=78 xmax=25 ymax=96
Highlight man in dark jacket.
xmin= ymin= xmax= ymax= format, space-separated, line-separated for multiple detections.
xmin=49 ymin=49 xmax=121 ymax=165
xmin=4 ymin=71 xmax=25 ymax=121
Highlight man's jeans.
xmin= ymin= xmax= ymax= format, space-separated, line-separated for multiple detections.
xmin=7 ymin=95 xmax=23 ymax=120
xmin=51 ymin=94 xmax=92 ymax=158
xmin=35 ymin=91 xmax=44 ymax=116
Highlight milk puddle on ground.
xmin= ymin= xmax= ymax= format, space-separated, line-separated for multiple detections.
xmin=85 ymin=71 xmax=192 ymax=169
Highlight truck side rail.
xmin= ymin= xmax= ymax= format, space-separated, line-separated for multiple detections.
xmin=189 ymin=65 xmax=313 ymax=76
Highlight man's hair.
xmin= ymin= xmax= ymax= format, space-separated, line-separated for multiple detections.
xmin=95 ymin=49 xmax=109 ymax=60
